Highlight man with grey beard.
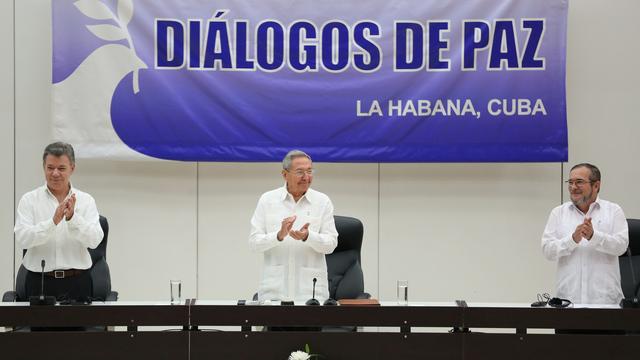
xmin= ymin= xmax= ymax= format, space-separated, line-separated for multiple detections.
xmin=541 ymin=163 xmax=628 ymax=305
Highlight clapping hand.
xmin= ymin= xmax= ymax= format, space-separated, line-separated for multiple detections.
xmin=52 ymin=194 xmax=76 ymax=225
xmin=572 ymin=217 xmax=593 ymax=243
xmin=64 ymin=193 xmax=76 ymax=221
xmin=289 ymin=223 xmax=310 ymax=241
xmin=277 ymin=215 xmax=297 ymax=241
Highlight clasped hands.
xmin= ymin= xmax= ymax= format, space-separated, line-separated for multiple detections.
xmin=53 ymin=194 xmax=76 ymax=225
xmin=277 ymin=215 xmax=310 ymax=241
xmin=572 ymin=217 xmax=593 ymax=243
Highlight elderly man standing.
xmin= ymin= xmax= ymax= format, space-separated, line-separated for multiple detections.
xmin=15 ymin=142 xmax=103 ymax=302
xmin=250 ymin=150 xmax=338 ymax=303
xmin=542 ymin=163 xmax=628 ymax=305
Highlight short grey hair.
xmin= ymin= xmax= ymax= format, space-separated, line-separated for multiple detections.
xmin=43 ymin=142 xmax=75 ymax=166
xmin=282 ymin=150 xmax=311 ymax=170
xmin=571 ymin=163 xmax=601 ymax=182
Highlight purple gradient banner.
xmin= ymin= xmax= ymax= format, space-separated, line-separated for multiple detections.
xmin=52 ymin=0 xmax=568 ymax=162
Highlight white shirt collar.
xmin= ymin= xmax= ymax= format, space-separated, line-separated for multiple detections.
xmin=570 ymin=196 xmax=601 ymax=215
xmin=280 ymin=184 xmax=316 ymax=204
xmin=43 ymin=182 xmax=75 ymax=200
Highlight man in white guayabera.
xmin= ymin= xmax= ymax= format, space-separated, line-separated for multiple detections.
xmin=15 ymin=142 xmax=103 ymax=302
xmin=249 ymin=150 xmax=338 ymax=303
xmin=542 ymin=163 xmax=628 ymax=305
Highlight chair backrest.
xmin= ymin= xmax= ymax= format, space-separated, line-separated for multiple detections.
xmin=619 ymin=218 xmax=640 ymax=299
xmin=90 ymin=215 xmax=112 ymax=300
xmin=89 ymin=215 xmax=109 ymax=263
xmin=15 ymin=215 xmax=112 ymax=301
xmin=325 ymin=215 xmax=365 ymax=300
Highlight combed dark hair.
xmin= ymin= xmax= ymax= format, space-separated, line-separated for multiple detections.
xmin=571 ymin=163 xmax=601 ymax=182
xmin=282 ymin=150 xmax=311 ymax=170
xmin=43 ymin=142 xmax=75 ymax=166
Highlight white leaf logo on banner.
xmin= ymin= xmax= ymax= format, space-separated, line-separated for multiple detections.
xmin=117 ymin=0 xmax=134 ymax=25
xmin=73 ymin=0 xmax=143 ymax=93
xmin=52 ymin=0 xmax=149 ymax=159
xmin=87 ymin=24 xmax=128 ymax=41
xmin=74 ymin=0 xmax=113 ymax=20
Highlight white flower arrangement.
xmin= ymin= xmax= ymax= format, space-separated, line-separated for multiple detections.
xmin=288 ymin=350 xmax=311 ymax=360
xmin=288 ymin=344 xmax=320 ymax=360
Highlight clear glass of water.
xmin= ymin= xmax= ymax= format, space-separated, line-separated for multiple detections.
xmin=397 ymin=280 xmax=408 ymax=305
xmin=170 ymin=280 xmax=182 ymax=304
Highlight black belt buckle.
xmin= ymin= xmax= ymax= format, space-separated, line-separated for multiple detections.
xmin=54 ymin=270 xmax=65 ymax=279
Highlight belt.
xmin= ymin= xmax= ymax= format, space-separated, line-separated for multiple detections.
xmin=43 ymin=269 xmax=85 ymax=279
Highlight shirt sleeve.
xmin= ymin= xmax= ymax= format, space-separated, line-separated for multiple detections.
xmin=248 ymin=195 xmax=280 ymax=253
xmin=67 ymin=194 xmax=104 ymax=249
xmin=541 ymin=207 xmax=578 ymax=261
xmin=14 ymin=194 xmax=56 ymax=249
xmin=589 ymin=205 xmax=628 ymax=256
xmin=304 ymin=198 xmax=338 ymax=254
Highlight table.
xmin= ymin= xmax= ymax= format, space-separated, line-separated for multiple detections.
xmin=1 ymin=300 xmax=639 ymax=360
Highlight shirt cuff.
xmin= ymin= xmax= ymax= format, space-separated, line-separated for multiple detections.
xmin=66 ymin=212 xmax=81 ymax=228
xmin=564 ymin=235 xmax=579 ymax=251
xmin=304 ymin=231 xmax=320 ymax=245
xmin=268 ymin=231 xmax=282 ymax=243
xmin=589 ymin=230 xmax=604 ymax=247
xmin=45 ymin=218 xmax=56 ymax=230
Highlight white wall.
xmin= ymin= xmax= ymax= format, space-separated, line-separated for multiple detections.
xmin=3 ymin=0 xmax=640 ymax=303
xmin=565 ymin=1 xmax=640 ymax=218
xmin=0 ymin=0 xmax=15 ymax=295
xmin=379 ymin=163 xmax=558 ymax=301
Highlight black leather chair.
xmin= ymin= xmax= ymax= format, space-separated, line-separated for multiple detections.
xmin=619 ymin=218 xmax=640 ymax=300
xmin=3 ymin=215 xmax=118 ymax=302
xmin=326 ymin=215 xmax=370 ymax=300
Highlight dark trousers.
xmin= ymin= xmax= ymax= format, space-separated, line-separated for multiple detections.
xmin=25 ymin=270 xmax=93 ymax=302
xmin=24 ymin=270 xmax=93 ymax=331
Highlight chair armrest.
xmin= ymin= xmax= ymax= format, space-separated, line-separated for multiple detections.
xmin=105 ymin=291 xmax=118 ymax=302
xmin=2 ymin=291 xmax=17 ymax=302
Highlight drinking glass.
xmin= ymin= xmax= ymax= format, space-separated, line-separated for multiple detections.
xmin=397 ymin=280 xmax=408 ymax=305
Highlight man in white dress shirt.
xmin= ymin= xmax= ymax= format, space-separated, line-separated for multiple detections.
xmin=249 ymin=150 xmax=338 ymax=303
xmin=15 ymin=142 xmax=103 ymax=301
xmin=542 ymin=163 xmax=628 ymax=305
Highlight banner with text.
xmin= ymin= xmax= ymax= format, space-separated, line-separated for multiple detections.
xmin=52 ymin=0 xmax=568 ymax=162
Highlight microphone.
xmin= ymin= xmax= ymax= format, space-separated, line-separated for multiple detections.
xmin=620 ymin=247 xmax=639 ymax=308
xmin=29 ymin=259 xmax=56 ymax=306
xmin=305 ymin=278 xmax=320 ymax=306
xmin=633 ymin=279 xmax=640 ymax=304
xmin=40 ymin=259 xmax=45 ymax=298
